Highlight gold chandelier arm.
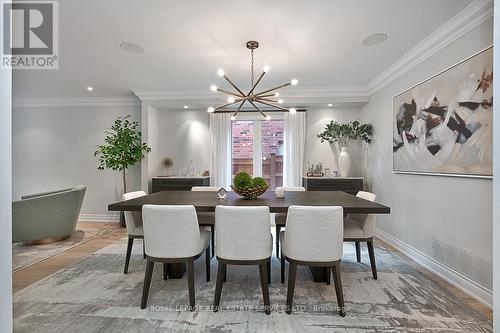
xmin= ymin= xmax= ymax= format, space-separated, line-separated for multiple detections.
xmin=255 ymin=82 xmax=291 ymax=96
xmin=255 ymin=99 xmax=290 ymax=112
xmin=214 ymin=100 xmax=241 ymax=111
xmin=222 ymin=75 xmax=246 ymax=96
xmin=217 ymin=88 xmax=245 ymax=98
xmin=247 ymin=100 xmax=267 ymax=119
xmin=233 ymin=100 xmax=246 ymax=117
xmin=257 ymin=93 xmax=277 ymax=98
xmin=247 ymin=71 xmax=266 ymax=95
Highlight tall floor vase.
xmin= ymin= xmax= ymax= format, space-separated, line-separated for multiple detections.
xmin=338 ymin=147 xmax=351 ymax=177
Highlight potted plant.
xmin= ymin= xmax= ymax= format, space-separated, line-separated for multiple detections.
xmin=317 ymin=120 xmax=372 ymax=177
xmin=94 ymin=115 xmax=151 ymax=224
xmin=231 ymin=172 xmax=269 ymax=199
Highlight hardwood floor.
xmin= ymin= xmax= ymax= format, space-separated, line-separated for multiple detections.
xmin=12 ymin=222 xmax=126 ymax=293
xmin=12 ymin=222 xmax=492 ymax=320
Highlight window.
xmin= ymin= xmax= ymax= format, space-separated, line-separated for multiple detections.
xmin=232 ymin=118 xmax=284 ymax=190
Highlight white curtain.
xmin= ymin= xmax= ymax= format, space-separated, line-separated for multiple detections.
xmin=283 ymin=111 xmax=306 ymax=186
xmin=209 ymin=113 xmax=232 ymax=189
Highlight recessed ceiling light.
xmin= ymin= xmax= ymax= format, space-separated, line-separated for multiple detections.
xmin=183 ymin=105 xmax=188 ymax=109
xmin=120 ymin=41 xmax=145 ymax=54
xmin=328 ymin=103 xmax=332 ymax=107
xmin=86 ymin=86 xmax=94 ymax=92
xmin=361 ymin=33 xmax=388 ymax=47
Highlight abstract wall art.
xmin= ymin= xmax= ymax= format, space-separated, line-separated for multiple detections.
xmin=393 ymin=46 xmax=493 ymax=178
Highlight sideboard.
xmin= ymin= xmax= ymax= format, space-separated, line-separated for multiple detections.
xmin=302 ymin=176 xmax=363 ymax=195
xmin=152 ymin=176 xmax=210 ymax=193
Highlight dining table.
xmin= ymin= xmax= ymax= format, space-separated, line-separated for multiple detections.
xmin=108 ymin=190 xmax=390 ymax=281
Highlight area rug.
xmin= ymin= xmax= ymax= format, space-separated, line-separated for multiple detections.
xmin=12 ymin=228 xmax=102 ymax=272
xmin=13 ymin=239 xmax=492 ymax=332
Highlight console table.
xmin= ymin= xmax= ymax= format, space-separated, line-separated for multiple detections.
xmin=302 ymin=176 xmax=363 ymax=195
xmin=152 ymin=176 xmax=210 ymax=193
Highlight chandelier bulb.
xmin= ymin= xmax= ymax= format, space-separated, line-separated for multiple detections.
xmin=265 ymin=115 xmax=271 ymax=121
xmin=263 ymin=65 xmax=270 ymax=73
xmin=290 ymin=79 xmax=298 ymax=86
xmin=207 ymin=107 xmax=215 ymax=113
xmin=217 ymin=69 xmax=225 ymax=77
xmin=277 ymin=99 xmax=284 ymax=104
xmin=274 ymin=92 xmax=280 ymax=97
xmin=231 ymin=115 xmax=236 ymax=120
xmin=289 ymin=108 xmax=297 ymax=114
xmin=210 ymin=85 xmax=218 ymax=92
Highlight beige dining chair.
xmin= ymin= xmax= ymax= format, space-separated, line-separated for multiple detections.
xmin=214 ymin=206 xmax=272 ymax=315
xmin=271 ymin=186 xmax=306 ymax=258
xmin=191 ymin=186 xmax=220 ymax=257
xmin=123 ymin=190 xmax=147 ymax=274
xmin=343 ymin=191 xmax=378 ymax=279
xmin=141 ymin=205 xmax=211 ymax=310
xmin=280 ymin=205 xmax=346 ymax=316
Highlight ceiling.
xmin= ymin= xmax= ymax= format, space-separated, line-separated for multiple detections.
xmin=13 ymin=0 xmax=474 ymax=107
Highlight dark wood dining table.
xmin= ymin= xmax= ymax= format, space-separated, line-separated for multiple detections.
xmin=108 ymin=190 xmax=390 ymax=281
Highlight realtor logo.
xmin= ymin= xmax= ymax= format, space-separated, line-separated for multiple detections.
xmin=1 ymin=0 xmax=58 ymax=69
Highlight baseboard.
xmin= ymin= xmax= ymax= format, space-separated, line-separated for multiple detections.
xmin=375 ymin=228 xmax=493 ymax=309
xmin=78 ymin=213 xmax=120 ymax=223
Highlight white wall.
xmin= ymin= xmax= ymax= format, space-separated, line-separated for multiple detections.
xmin=1 ymin=61 xmax=13 ymax=332
xmin=361 ymin=19 xmax=493 ymax=305
xmin=306 ymin=106 xmax=365 ymax=177
xmin=492 ymin=2 xmax=499 ymax=330
xmin=142 ymin=106 xmax=211 ymax=191
xmin=13 ymin=104 xmax=141 ymax=218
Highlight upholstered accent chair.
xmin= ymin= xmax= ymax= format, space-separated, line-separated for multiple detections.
xmin=123 ymin=190 xmax=147 ymax=274
xmin=271 ymin=186 xmax=306 ymax=258
xmin=12 ymin=185 xmax=86 ymax=244
xmin=214 ymin=206 xmax=272 ymax=315
xmin=343 ymin=191 xmax=378 ymax=279
xmin=191 ymin=186 xmax=220 ymax=257
xmin=141 ymin=205 xmax=211 ymax=310
xmin=280 ymin=205 xmax=346 ymax=316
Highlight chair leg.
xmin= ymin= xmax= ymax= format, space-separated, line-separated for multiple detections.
xmin=210 ymin=226 xmax=215 ymax=258
xmin=367 ymin=239 xmax=378 ymax=280
xmin=205 ymin=246 xmax=211 ymax=282
xmin=267 ymin=258 xmax=271 ymax=284
xmin=124 ymin=236 xmax=133 ymax=274
xmin=285 ymin=262 xmax=297 ymax=314
xmin=275 ymin=225 xmax=281 ymax=259
xmin=214 ymin=261 xmax=226 ymax=312
xmin=332 ymin=263 xmax=346 ymax=317
xmin=326 ymin=267 xmax=332 ymax=285
xmin=223 ymin=266 xmax=227 ymax=283
xmin=281 ymin=252 xmax=285 ymax=283
xmin=259 ymin=262 xmax=271 ymax=315
xmin=142 ymin=239 xmax=146 ymax=259
xmin=187 ymin=260 xmax=195 ymax=311
xmin=163 ymin=263 xmax=168 ymax=280
xmin=355 ymin=242 xmax=361 ymax=263
xmin=140 ymin=261 xmax=154 ymax=309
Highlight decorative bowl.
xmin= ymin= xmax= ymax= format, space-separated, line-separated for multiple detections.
xmin=230 ymin=185 xmax=269 ymax=199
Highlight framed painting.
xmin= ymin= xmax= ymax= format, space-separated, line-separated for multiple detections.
xmin=393 ymin=46 xmax=493 ymax=178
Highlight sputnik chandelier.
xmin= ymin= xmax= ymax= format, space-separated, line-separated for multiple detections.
xmin=207 ymin=40 xmax=298 ymax=120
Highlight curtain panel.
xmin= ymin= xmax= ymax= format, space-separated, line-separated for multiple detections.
xmin=209 ymin=113 xmax=232 ymax=189
xmin=283 ymin=112 xmax=306 ymax=186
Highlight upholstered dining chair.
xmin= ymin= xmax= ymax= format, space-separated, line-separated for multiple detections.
xmin=271 ymin=186 xmax=306 ymax=258
xmin=191 ymin=186 xmax=220 ymax=257
xmin=214 ymin=206 xmax=272 ymax=315
xmin=123 ymin=190 xmax=147 ymax=274
xmin=343 ymin=191 xmax=378 ymax=279
xmin=141 ymin=205 xmax=211 ymax=310
xmin=280 ymin=205 xmax=346 ymax=316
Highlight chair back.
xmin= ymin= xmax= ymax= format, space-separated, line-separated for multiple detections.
xmin=142 ymin=205 xmax=202 ymax=258
xmin=191 ymin=186 xmax=220 ymax=191
xmin=215 ymin=206 xmax=271 ymax=261
xmin=284 ymin=205 xmax=343 ymax=262
xmin=122 ymin=191 xmax=147 ymax=236
xmin=276 ymin=186 xmax=305 ymax=192
xmin=348 ymin=191 xmax=377 ymax=237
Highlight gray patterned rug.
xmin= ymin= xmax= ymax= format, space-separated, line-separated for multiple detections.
xmin=13 ymin=238 xmax=492 ymax=332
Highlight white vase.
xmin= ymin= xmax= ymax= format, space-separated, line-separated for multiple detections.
xmin=338 ymin=147 xmax=351 ymax=177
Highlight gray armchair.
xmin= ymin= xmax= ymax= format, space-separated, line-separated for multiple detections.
xmin=12 ymin=185 xmax=86 ymax=244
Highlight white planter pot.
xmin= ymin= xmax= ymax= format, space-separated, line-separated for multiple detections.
xmin=338 ymin=147 xmax=351 ymax=177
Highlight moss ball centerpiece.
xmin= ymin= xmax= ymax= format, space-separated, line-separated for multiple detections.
xmin=231 ymin=172 xmax=269 ymax=199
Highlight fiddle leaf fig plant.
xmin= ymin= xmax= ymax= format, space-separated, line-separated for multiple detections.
xmin=317 ymin=120 xmax=373 ymax=147
xmin=94 ymin=115 xmax=151 ymax=193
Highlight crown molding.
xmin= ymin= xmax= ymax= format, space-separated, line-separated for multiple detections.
xmin=12 ymin=96 xmax=140 ymax=108
xmin=366 ymin=0 xmax=493 ymax=95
